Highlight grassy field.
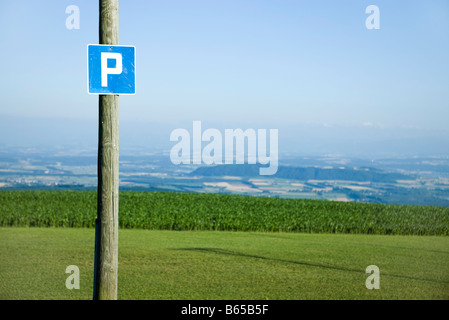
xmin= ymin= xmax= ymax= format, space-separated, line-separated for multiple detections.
xmin=1 ymin=190 xmax=448 ymax=300
xmin=1 ymin=227 xmax=448 ymax=300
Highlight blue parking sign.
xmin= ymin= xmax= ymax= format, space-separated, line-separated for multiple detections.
xmin=88 ymin=44 xmax=136 ymax=95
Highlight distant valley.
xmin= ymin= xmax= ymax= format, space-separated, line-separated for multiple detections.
xmin=1 ymin=145 xmax=449 ymax=207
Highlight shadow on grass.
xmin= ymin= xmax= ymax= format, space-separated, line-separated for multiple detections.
xmin=174 ymin=247 xmax=449 ymax=285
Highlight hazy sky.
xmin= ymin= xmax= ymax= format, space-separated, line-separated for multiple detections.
xmin=0 ymin=0 xmax=448 ymax=156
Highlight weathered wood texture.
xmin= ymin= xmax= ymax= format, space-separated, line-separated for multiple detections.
xmin=94 ymin=0 xmax=119 ymax=300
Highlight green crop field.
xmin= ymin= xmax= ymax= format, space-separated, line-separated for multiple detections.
xmin=1 ymin=190 xmax=448 ymax=235
xmin=0 ymin=190 xmax=448 ymax=300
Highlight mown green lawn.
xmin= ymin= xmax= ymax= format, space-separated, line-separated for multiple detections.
xmin=1 ymin=227 xmax=448 ymax=300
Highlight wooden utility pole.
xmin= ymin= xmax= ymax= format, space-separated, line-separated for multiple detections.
xmin=93 ymin=0 xmax=119 ymax=300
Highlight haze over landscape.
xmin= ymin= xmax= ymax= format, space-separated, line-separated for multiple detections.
xmin=1 ymin=1 xmax=448 ymax=154
xmin=1 ymin=0 xmax=449 ymax=206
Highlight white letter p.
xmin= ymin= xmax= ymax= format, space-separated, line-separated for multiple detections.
xmin=101 ymin=52 xmax=123 ymax=87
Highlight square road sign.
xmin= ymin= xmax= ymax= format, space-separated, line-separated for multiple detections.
xmin=87 ymin=44 xmax=136 ymax=95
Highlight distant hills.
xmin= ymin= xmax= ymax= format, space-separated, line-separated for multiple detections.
xmin=191 ymin=164 xmax=412 ymax=182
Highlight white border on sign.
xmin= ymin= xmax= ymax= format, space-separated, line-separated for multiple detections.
xmin=87 ymin=44 xmax=137 ymax=96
